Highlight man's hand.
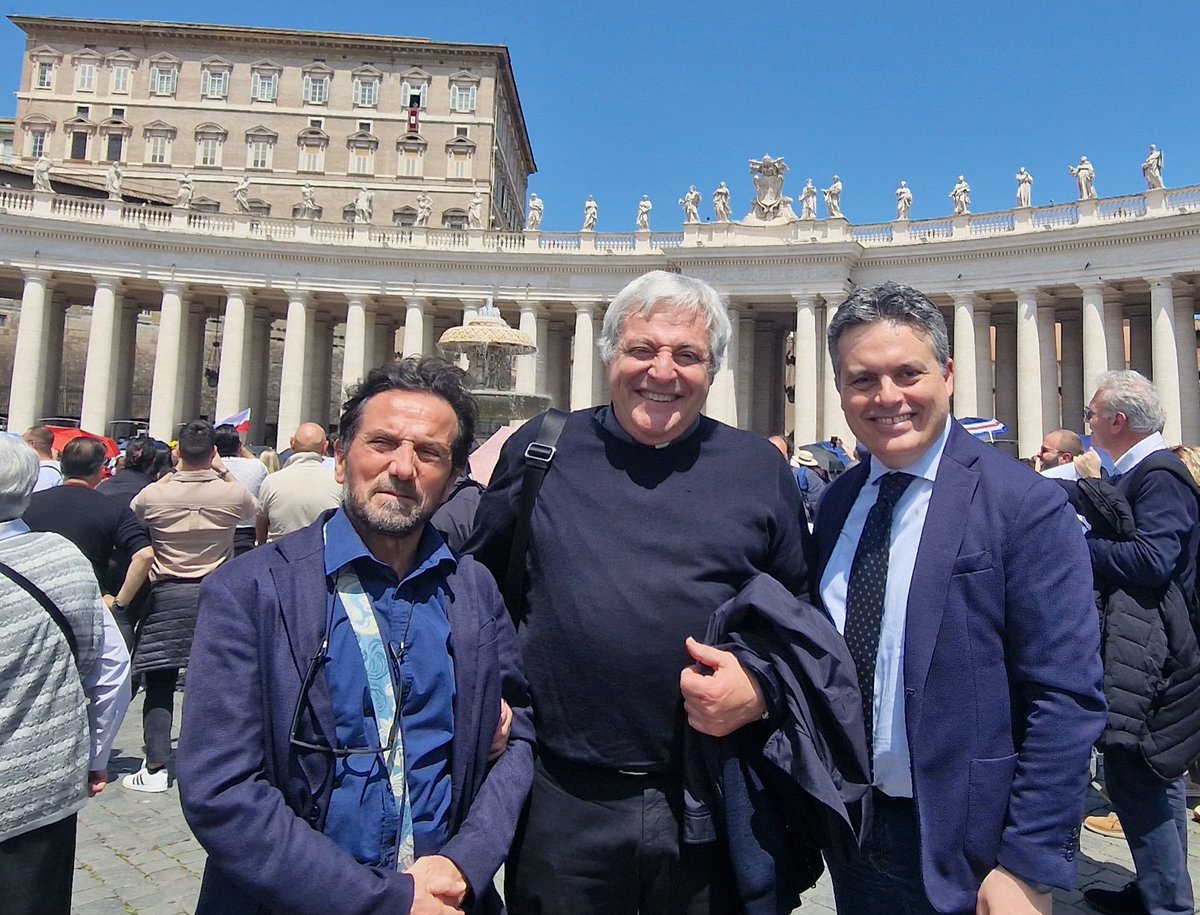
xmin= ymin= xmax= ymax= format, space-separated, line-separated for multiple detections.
xmin=87 ymin=770 xmax=108 ymax=797
xmin=1074 ymin=449 xmax=1102 ymax=480
xmin=976 ymin=866 xmax=1052 ymax=915
xmin=406 ymin=855 xmax=468 ymax=913
xmin=101 ymin=594 xmax=115 ymax=610
xmin=679 ymin=637 xmax=766 ymax=737
xmin=488 ymin=699 xmax=512 ymax=762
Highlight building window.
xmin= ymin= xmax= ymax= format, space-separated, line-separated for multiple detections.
xmin=442 ymin=209 xmax=468 ymax=230
xmin=251 ymin=71 xmax=277 ymax=101
xmin=105 ymin=134 xmax=123 ymax=162
xmin=76 ymin=105 xmax=90 ymax=118
xmin=111 ymin=107 xmax=125 ymax=119
xmin=69 ymin=131 xmax=88 ymax=160
xmin=352 ymin=77 xmax=378 ymax=107
xmin=197 ymin=137 xmax=221 ymax=167
xmin=303 ymin=74 xmax=329 ymax=104
xmin=448 ymin=149 xmax=472 ymax=179
xmin=349 ymin=148 xmax=374 ymax=175
xmin=455 ymin=127 xmax=469 ymax=138
xmin=35 ymin=62 xmax=54 ymax=89
xmin=29 ymin=129 xmax=48 ymax=158
xmin=300 ymin=145 xmax=324 ymax=173
xmin=248 ymin=139 xmax=272 ymax=169
xmin=146 ymin=134 xmax=170 ymax=165
xmin=150 ymin=65 xmax=178 ymax=96
xmin=201 ymin=69 xmax=229 ymax=99
xmin=393 ymin=207 xmax=417 ymax=227
xmin=110 ymin=64 xmax=130 ymax=94
xmin=450 ymin=83 xmax=476 ymax=113
xmin=76 ymin=61 xmax=96 ymax=92
xmin=401 ymin=79 xmax=428 ymax=109
xmin=398 ymin=147 xmax=423 ymax=177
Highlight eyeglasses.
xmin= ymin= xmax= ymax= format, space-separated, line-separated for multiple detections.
xmin=1037 ymin=446 xmax=1062 ymax=458
xmin=1082 ymin=407 xmax=1097 ymax=421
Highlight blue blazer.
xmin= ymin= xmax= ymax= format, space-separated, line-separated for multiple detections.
xmin=177 ymin=513 xmax=534 ymax=915
xmin=812 ymin=422 xmax=1105 ymax=913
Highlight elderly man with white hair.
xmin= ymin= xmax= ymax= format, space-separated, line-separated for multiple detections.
xmin=0 ymin=435 xmax=131 ymax=914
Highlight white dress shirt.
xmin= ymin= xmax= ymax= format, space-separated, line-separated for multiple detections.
xmin=820 ymin=416 xmax=952 ymax=797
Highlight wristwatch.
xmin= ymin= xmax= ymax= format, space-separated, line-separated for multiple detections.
xmin=109 ymin=599 xmax=124 ymax=614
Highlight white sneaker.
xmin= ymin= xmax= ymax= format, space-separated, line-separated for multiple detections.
xmin=121 ymin=765 xmax=169 ymax=793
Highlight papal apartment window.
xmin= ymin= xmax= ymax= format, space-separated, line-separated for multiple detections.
xmin=248 ymin=139 xmax=272 ymax=170
xmin=35 ymin=62 xmax=54 ymax=89
xmin=401 ymin=80 xmax=428 ymax=109
xmin=251 ymin=71 xmax=278 ymax=101
xmin=110 ymin=65 xmax=130 ymax=94
xmin=150 ymin=66 xmax=178 ymax=96
xmin=76 ymin=62 xmax=97 ymax=92
xmin=105 ymin=134 xmax=123 ymax=162
xmin=69 ymin=131 xmax=88 ymax=161
xmin=201 ymin=69 xmax=229 ymax=99
xmin=449 ymin=83 xmax=476 ymax=113
xmin=303 ymin=74 xmax=329 ymax=104
xmin=197 ymin=137 xmax=221 ymax=167
xmin=29 ymin=130 xmax=47 ymax=158
xmin=147 ymin=135 xmax=170 ymax=165
xmin=352 ymin=78 xmax=378 ymax=107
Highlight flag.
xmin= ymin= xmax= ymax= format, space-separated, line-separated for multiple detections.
xmin=215 ymin=407 xmax=251 ymax=435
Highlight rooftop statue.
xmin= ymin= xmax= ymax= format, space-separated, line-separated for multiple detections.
xmin=175 ymin=173 xmax=194 ymax=208
xmin=800 ymin=179 xmax=817 ymax=220
xmin=1015 ymin=167 xmax=1033 ymax=207
xmin=32 ymin=155 xmax=53 ymax=193
xmin=468 ymin=191 xmax=484 ymax=229
xmin=679 ymin=186 xmax=701 ymax=224
xmin=415 ymin=192 xmax=433 ymax=227
xmin=582 ymin=195 xmax=598 ymax=231
xmin=636 ymin=195 xmax=652 ymax=231
xmin=525 ymin=193 xmax=543 ymax=230
xmin=712 ymin=182 xmax=730 ymax=222
xmin=1142 ymin=144 xmax=1164 ymax=190
xmin=106 ymin=162 xmax=123 ymax=201
xmin=354 ymin=187 xmax=373 ymax=224
xmin=298 ymin=183 xmax=319 ymax=220
xmin=896 ymin=181 xmax=913 ymax=220
xmin=950 ymin=176 xmax=971 ymax=215
xmin=747 ymin=154 xmax=797 ymax=222
xmin=233 ymin=176 xmax=252 ymax=214
xmin=1069 ymin=156 xmax=1097 ymax=200
xmin=822 ymin=175 xmax=843 ymax=218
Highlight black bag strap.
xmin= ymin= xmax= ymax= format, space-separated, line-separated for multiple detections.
xmin=0 ymin=559 xmax=79 ymax=667
xmin=503 ymin=408 xmax=567 ymax=625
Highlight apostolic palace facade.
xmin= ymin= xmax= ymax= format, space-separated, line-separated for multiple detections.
xmin=2 ymin=16 xmax=1199 ymax=454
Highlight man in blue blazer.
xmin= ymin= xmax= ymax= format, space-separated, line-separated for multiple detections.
xmin=812 ymin=282 xmax=1105 ymax=914
xmin=178 ymin=357 xmax=534 ymax=915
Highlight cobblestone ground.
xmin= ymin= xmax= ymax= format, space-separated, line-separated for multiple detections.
xmin=74 ymin=692 xmax=1200 ymax=914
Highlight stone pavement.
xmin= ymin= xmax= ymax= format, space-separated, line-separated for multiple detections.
xmin=74 ymin=691 xmax=1200 ymax=914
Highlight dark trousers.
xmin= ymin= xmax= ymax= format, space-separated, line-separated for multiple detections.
xmin=505 ymin=755 xmax=740 ymax=915
xmin=231 ymin=526 xmax=257 ymax=558
xmin=0 ymin=813 xmax=77 ymax=914
xmin=143 ymin=667 xmax=179 ymax=768
xmin=1105 ymin=746 xmax=1194 ymax=914
xmin=827 ymin=792 xmax=940 ymax=915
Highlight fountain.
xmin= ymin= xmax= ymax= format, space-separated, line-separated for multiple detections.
xmin=437 ymin=303 xmax=551 ymax=443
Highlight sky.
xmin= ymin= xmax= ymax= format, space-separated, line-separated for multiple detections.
xmin=1 ymin=1 xmax=1197 ymax=232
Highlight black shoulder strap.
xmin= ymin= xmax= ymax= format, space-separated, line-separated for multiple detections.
xmin=0 ymin=559 xmax=79 ymax=666
xmin=503 ymin=408 xmax=568 ymax=625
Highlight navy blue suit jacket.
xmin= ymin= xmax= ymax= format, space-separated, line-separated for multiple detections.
xmin=177 ymin=513 xmax=534 ymax=915
xmin=813 ymin=422 xmax=1105 ymax=912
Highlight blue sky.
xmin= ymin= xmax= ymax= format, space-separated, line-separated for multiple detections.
xmin=2 ymin=1 xmax=1196 ymax=231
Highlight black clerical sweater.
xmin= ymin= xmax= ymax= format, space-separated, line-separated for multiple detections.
xmin=467 ymin=407 xmax=810 ymax=773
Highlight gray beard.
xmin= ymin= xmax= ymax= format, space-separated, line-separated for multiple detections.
xmin=343 ymin=483 xmax=434 ymax=540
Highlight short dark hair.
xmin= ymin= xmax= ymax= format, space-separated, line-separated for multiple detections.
xmin=213 ymin=424 xmax=242 ymax=457
xmin=22 ymin=425 xmax=54 ymax=454
xmin=826 ymin=282 xmax=950 ymax=379
xmin=123 ymin=435 xmax=158 ymax=474
xmin=60 ymin=438 xmax=107 ymax=479
xmin=339 ymin=356 xmax=477 ymax=468
xmin=177 ymin=420 xmax=216 ymax=462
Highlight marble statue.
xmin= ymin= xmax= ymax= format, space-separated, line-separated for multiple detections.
xmin=354 ymin=187 xmax=373 ymax=224
xmin=525 ymin=193 xmax=543 ymax=230
xmin=712 ymin=182 xmax=730 ymax=222
xmin=679 ymin=185 xmax=701 ymax=224
xmin=895 ymin=180 xmax=912 ymax=220
xmin=467 ymin=191 xmax=484 ymax=229
xmin=233 ymin=175 xmax=252 ymax=214
xmin=1015 ymin=167 xmax=1033 ymax=207
xmin=950 ymin=175 xmax=971 ymax=215
xmin=1069 ymin=156 xmax=1096 ymax=200
xmin=105 ymin=162 xmax=123 ymax=200
xmin=636 ymin=195 xmax=652 ymax=231
xmin=32 ymin=155 xmax=53 ymax=193
xmin=299 ymin=183 xmax=319 ymax=219
xmin=822 ymin=176 xmax=843 ymax=218
xmin=582 ymin=195 xmax=598 ymax=231
xmin=748 ymin=155 xmax=796 ymax=221
xmin=1142 ymin=144 xmax=1164 ymax=189
xmin=174 ymin=173 xmax=194 ymax=208
xmin=800 ymin=179 xmax=817 ymax=220
xmin=415 ymin=192 xmax=433 ymax=227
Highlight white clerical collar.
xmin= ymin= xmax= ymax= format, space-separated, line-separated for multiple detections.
xmin=1112 ymin=432 xmax=1168 ymax=476
xmin=866 ymin=414 xmax=953 ymax=486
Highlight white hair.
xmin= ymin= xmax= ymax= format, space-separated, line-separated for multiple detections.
xmin=0 ymin=435 xmax=40 ymax=521
xmin=1094 ymin=370 xmax=1166 ymax=434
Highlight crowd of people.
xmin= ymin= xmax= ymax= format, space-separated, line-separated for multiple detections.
xmin=0 ymin=271 xmax=1196 ymax=915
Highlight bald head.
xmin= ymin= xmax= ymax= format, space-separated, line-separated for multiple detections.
xmin=1038 ymin=429 xmax=1084 ymax=468
xmin=291 ymin=423 xmax=328 ymax=455
xmin=768 ymin=435 xmax=790 ymax=460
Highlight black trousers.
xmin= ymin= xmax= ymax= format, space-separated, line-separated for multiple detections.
xmin=143 ymin=667 xmax=179 ymax=767
xmin=0 ymin=813 xmax=77 ymax=915
xmin=505 ymin=755 xmax=740 ymax=915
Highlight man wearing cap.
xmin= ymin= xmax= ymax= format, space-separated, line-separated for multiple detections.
xmin=769 ymin=436 xmax=828 ymax=526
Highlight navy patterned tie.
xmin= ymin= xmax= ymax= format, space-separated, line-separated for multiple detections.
xmin=844 ymin=472 xmax=914 ymax=764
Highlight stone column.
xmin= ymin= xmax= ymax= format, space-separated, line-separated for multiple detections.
xmin=402 ymin=296 xmax=427 ymax=357
xmin=247 ymin=308 xmax=271 ymax=445
xmin=178 ymin=304 xmax=206 ymax=423
xmin=308 ymin=313 xmax=334 ymax=429
xmin=736 ymin=316 xmax=754 ymax=431
xmin=569 ymin=302 xmax=595 ymax=410
xmin=41 ymin=295 xmax=66 ymax=420
xmin=516 ymin=301 xmax=539 ymax=394
xmin=592 ymin=302 xmax=608 ymax=407
xmin=792 ymin=294 xmax=818 ymax=444
xmin=1148 ymin=276 xmax=1181 ymax=442
xmin=215 ymin=287 xmax=250 ymax=422
xmin=276 ymin=290 xmax=312 ymax=450
xmin=709 ymin=303 xmax=740 ymax=427
xmin=951 ymin=292 xmax=978 ymax=418
xmin=341 ymin=295 xmax=368 ymax=393
xmin=8 ymin=270 xmax=52 ymax=431
xmin=1059 ymin=313 xmax=1085 ymax=433
xmin=147 ymin=283 xmax=185 ymax=439
xmin=1127 ymin=309 xmax=1152 ymax=378
xmin=992 ymin=312 xmax=1018 ymax=439
xmin=535 ymin=311 xmax=550 ymax=395
xmin=972 ymin=302 xmax=994 ymax=419
xmin=544 ymin=320 xmax=565 ymax=408
xmin=1174 ymin=289 xmax=1200 ymax=443
xmin=111 ymin=299 xmax=138 ymax=423
xmin=80 ymin=277 xmax=119 ymax=435
xmin=1080 ymin=283 xmax=1109 ymax=399
xmin=1104 ymin=289 xmax=1125 ymax=372
xmin=1038 ymin=297 xmax=1060 ymax=431
xmin=1014 ymin=288 xmax=1044 ymax=456
xmin=821 ymin=296 xmax=845 ymax=442
xmin=371 ymin=313 xmax=394 ymax=368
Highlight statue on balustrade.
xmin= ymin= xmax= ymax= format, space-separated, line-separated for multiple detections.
xmin=1069 ymin=156 xmax=1096 ymax=199
xmin=415 ymin=192 xmax=433 ymax=227
xmin=175 ymin=173 xmax=194 ymax=208
xmin=32 ymin=156 xmax=53 ymax=193
xmin=747 ymin=154 xmax=797 ymax=222
xmin=582 ymin=195 xmax=598 ymax=231
xmin=298 ymin=183 xmax=319 ymax=219
xmin=468 ymin=191 xmax=484 ymax=229
xmin=354 ymin=187 xmax=374 ymax=224
xmin=233 ymin=176 xmax=252 ymax=214
xmin=950 ymin=176 xmax=971 ymax=215
xmin=822 ymin=175 xmax=843 ymax=218
xmin=1014 ymin=167 xmax=1033 ymax=207
xmin=679 ymin=185 xmax=701 ymax=224
xmin=525 ymin=193 xmax=543 ymax=230
xmin=636 ymin=195 xmax=652 ymax=231
xmin=895 ymin=180 xmax=913 ymax=219
xmin=712 ymin=182 xmax=730 ymax=222
xmin=800 ymin=178 xmax=818 ymax=219
xmin=106 ymin=162 xmax=123 ymax=201
xmin=1142 ymin=144 xmax=1164 ymax=189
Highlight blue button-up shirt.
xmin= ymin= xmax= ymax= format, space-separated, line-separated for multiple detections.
xmin=321 ymin=508 xmax=456 ymax=866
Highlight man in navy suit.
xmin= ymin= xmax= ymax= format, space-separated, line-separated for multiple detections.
xmin=813 ymin=282 xmax=1105 ymax=914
